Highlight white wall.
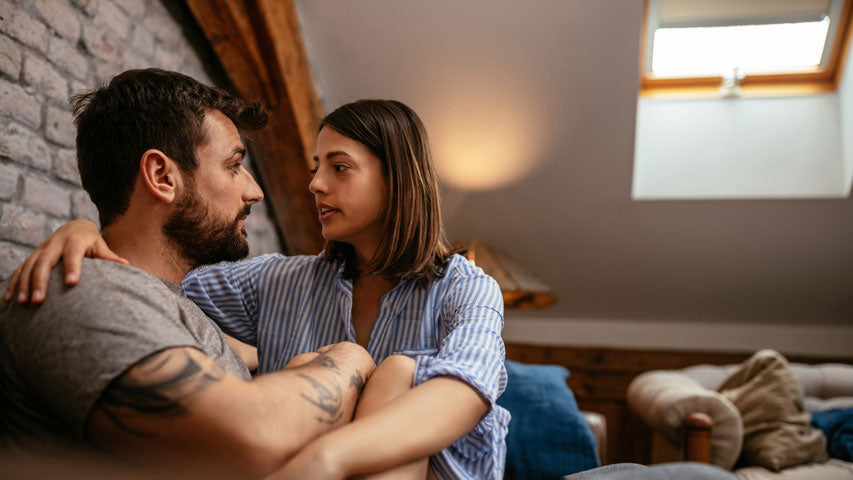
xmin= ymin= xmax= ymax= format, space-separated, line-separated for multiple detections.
xmin=294 ymin=0 xmax=853 ymax=357
xmin=634 ymin=94 xmax=846 ymax=199
xmin=840 ymin=42 xmax=853 ymax=195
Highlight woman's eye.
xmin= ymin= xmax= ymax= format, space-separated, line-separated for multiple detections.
xmin=334 ymin=165 xmax=348 ymax=172
xmin=309 ymin=168 xmax=318 ymax=175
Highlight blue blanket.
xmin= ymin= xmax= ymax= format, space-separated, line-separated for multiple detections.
xmin=811 ymin=408 xmax=853 ymax=462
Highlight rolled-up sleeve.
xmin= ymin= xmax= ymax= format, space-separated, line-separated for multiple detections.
xmin=413 ymin=267 xmax=508 ymax=434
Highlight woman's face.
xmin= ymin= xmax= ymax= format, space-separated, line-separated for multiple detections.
xmin=309 ymin=127 xmax=388 ymax=250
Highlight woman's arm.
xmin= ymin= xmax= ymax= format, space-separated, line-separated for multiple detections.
xmin=273 ymin=375 xmax=488 ymax=479
xmin=4 ymin=220 xmax=127 ymax=304
xmin=273 ymin=262 xmax=507 ymax=478
xmin=225 ymin=334 xmax=259 ymax=372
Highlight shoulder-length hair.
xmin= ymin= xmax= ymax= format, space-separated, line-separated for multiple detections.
xmin=319 ymin=99 xmax=453 ymax=285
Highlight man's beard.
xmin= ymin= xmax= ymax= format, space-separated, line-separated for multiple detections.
xmin=163 ymin=187 xmax=251 ymax=269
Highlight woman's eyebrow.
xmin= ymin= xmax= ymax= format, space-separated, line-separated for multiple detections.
xmin=313 ymin=151 xmax=349 ymax=162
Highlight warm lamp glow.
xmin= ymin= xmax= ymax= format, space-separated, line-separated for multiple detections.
xmin=432 ymin=111 xmax=533 ymax=190
xmin=418 ymin=70 xmax=545 ymax=191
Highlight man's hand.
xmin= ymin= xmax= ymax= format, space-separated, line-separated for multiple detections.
xmin=5 ymin=220 xmax=127 ymax=304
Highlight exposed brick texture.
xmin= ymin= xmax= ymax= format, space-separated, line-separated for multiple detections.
xmin=0 ymin=240 xmax=30 ymax=280
xmin=48 ymin=36 xmax=89 ymax=81
xmin=72 ymin=0 xmax=98 ymax=18
xmin=31 ymin=0 xmax=81 ymax=42
xmin=93 ymin=0 xmax=130 ymax=39
xmin=0 ymin=0 xmax=284 ymax=280
xmin=0 ymin=163 xmax=21 ymax=201
xmin=53 ymin=148 xmax=81 ymax=185
xmin=0 ymin=78 xmax=41 ymax=128
xmin=44 ymin=105 xmax=76 ymax=147
xmin=23 ymin=53 xmax=68 ymax=103
xmin=23 ymin=176 xmax=70 ymax=217
xmin=0 ymin=204 xmax=46 ymax=248
xmin=0 ymin=123 xmax=52 ymax=171
xmin=69 ymin=190 xmax=98 ymax=224
xmin=0 ymin=1 xmax=49 ymax=53
xmin=0 ymin=33 xmax=21 ymax=78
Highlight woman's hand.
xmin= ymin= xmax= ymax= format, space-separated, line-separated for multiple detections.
xmin=4 ymin=220 xmax=127 ymax=304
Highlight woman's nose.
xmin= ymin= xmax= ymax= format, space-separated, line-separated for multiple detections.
xmin=309 ymin=169 xmax=324 ymax=194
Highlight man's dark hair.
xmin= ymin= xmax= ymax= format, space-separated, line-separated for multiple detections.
xmin=71 ymin=68 xmax=268 ymax=227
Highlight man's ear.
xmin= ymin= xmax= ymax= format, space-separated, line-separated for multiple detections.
xmin=139 ymin=149 xmax=182 ymax=204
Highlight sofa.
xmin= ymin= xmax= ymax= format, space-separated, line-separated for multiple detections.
xmin=626 ymin=356 xmax=853 ymax=479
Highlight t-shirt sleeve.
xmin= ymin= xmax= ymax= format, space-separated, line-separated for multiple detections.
xmin=413 ymin=262 xmax=508 ymax=435
xmin=4 ymin=261 xmax=205 ymax=440
xmin=181 ymin=254 xmax=281 ymax=346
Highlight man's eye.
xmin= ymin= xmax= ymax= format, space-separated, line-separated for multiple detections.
xmin=309 ymin=168 xmax=318 ymax=175
xmin=334 ymin=165 xmax=348 ymax=172
xmin=229 ymin=163 xmax=241 ymax=173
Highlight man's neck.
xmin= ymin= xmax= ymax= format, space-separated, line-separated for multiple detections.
xmin=102 ymin=221 xmax=191 ymax=285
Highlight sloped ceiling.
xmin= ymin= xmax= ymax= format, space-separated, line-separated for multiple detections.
xmin=294 ymin=0 xmax=853 ymax=326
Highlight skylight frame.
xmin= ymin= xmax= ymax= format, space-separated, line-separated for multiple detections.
xmin=641 ymin=0 xmax=853 ymax=96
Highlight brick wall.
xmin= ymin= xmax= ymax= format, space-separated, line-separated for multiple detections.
xmin=0 ymin=0 xmax=283 ymax=281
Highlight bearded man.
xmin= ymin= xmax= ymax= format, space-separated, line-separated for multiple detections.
xmin=0 ymin=69 xmax=375 ymax=478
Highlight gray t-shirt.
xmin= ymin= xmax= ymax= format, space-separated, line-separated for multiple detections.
xmin=0 ymin=258 xmax=250 ymax=448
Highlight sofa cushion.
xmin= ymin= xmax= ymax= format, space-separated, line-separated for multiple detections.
xmin=627 ymin=370 xmax=743 ymax=470
xmin=734 ymin=459 xmax=853 ymax=480
xmin=497 ymin=360 xmax=600 ymax=479
xmin=719 ymin=350 xmax=828 ymax=471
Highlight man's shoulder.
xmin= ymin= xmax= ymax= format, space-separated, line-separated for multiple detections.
xmin=77 ymin=257 xmax=162 ymax=284
xmin=1 ymin=259 xmax=175 ymax=325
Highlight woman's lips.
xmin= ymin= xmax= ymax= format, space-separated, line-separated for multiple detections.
xmin=317 ymin=204 xmax=340 ymax=221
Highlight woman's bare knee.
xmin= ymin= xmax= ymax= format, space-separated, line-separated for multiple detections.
xmin=355 ymin=355 xmax=417 ymax=418
xmin=376 ymin=355 xmax=416 ymax=382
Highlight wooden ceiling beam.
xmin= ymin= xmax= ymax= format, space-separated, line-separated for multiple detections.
xmin=186 ymin=0 xmax=324 ymax=254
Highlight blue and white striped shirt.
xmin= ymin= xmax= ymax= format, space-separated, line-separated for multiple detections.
xmin=182 ymin=253 xmax=509 ymax=479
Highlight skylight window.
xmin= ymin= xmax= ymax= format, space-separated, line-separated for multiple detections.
xmin=651 ymin=18 xmax=830 ymax=77
xmin=641 ymin=0 xmax=853 ymax=95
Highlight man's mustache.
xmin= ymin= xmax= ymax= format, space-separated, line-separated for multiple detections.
xmin=236 ymin=204 xmax=252 ymax=222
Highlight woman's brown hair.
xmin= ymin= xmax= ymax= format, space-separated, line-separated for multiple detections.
xmin=319 ymin=99 xmax=453 ymax=285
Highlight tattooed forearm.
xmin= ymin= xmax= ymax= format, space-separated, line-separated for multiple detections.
xmin=95 ymin=349 xmax=225 ymax=435
xmin=349 ymin=371 xmax=366 ymax=395
xmin=297 ymin=373 xmax=343 ymax=424
xmin=311 ymin=354 xmax=339 ymax=371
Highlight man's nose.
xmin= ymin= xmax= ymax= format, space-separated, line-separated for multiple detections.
xmin=244 ymin=171 xmax=264 ymax=204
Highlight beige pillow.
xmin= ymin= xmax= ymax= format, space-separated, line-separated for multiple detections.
xmin=719 ymin=349 xmax=828 ymax=471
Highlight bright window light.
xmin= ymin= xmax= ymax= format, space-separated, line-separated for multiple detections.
xmin=651 ymin=17 xmax=830 ymax=77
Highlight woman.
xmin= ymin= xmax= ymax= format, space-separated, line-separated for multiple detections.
xmin=7 ymin=100 xmax=509 ymax=479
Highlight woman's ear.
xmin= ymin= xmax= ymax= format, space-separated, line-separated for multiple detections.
xmin=139 ymin=149 xmax=181 ymax=204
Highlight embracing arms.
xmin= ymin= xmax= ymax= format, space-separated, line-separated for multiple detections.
xmin=3 ymin=220 xmax=260 ymax=368
xmin=275 ymin=374 xmax=489 ymax=478
xmin=6 ymin=220 xmax=117 ymax=304
xmin=88 ymin=342 xmax=374 ymax=478
xmin=276 ymin=266 xmax=507 ymax=478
